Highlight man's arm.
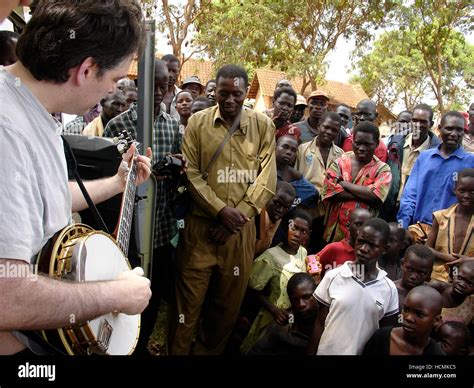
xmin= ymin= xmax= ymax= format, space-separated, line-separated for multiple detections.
xmin=0 ymin=259 xmax=151 ymax=331
xmin=70 ymin=145 xmax=152 ymax=212
xmin=306 ymin=303 xmax=328 ymax=355
xmin=426 ymin=217 xmax=455 ymax=263
xmin=331 ymin=190 xmax=358 ymax=202
xmin=321 ymin=159 xmax=347 ymax=203
xmin=254 ymin=289 xmax=289 ymax=325
xmin=339 ymin=181 xmax=382 ymax=205
xmin=340 ymin=163 xmax=392 ymax=206
xmin=69 ymin=176 xmax=122 ymax=212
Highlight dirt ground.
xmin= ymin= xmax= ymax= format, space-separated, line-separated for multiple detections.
xmin=147 ymin=302 xmax=168 ymax=355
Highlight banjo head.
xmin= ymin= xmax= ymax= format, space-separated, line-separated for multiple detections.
xmin=80 ymin=232 xmax=140 ymax=355
xmin=39 ymin=226 xmax=140 ymax=355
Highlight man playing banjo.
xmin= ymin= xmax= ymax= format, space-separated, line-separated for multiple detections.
xmin=0 ymin=0 xmax=152 ymax=355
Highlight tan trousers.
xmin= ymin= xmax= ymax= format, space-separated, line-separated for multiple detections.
xmin=168 ymin=214 xmax=256 ymax=355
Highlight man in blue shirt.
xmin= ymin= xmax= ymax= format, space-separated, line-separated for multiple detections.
xmin=398 ymin=111 xmax=474 ymax=229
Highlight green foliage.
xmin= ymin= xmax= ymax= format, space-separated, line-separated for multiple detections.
xmin=396 ymin=0 xmax=473 ymax=113
xmin=354 ymin=1 xmax=473 ymax=114
xmin=353 ymin=30 xmax=432 ymax=111
xmin=194 ymin=0 xmax=397 ymax=94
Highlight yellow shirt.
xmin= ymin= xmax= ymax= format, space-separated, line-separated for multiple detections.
xmin=398 ymin=133 xmax=430 ymax=201
xmin=295 ymin=137 xmax=343 ymax=218
xmin=182 ymin=105 xmax=277 ymax=219
xmin=296 ymin=137 xmax=344 ymax=192
xmin=82 ymin=116 xmax=105 ymax=137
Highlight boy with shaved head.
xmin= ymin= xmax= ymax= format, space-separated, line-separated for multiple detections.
xmin=363 ymin=286 xmax=445 ymax=355
xmin=248 ymin=273 xmax=318 ymax=355
xmin=437 ymin=321 xmax=471 ymax=355
xmin=430 ymin=261 xmax=474 ymax=326
xmin=394 ymin=244 xmax=434 ymax=313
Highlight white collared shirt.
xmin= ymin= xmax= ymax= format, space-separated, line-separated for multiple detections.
xmin=314 ymin=261 xmax=399 ymax=355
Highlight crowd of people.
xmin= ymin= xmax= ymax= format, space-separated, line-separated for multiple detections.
xmin=0 ymin=0 xmax=473 ymax=357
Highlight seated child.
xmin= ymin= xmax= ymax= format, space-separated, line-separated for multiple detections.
xmin=363 ymin=286 xmax=445 ymax=355
xmin=437 ymin=321 xmax=471 ymax=355
xmin=394 ymin=245 xmax=434 ymax=313
xmin=248 ymin=273 xmax=318 ymax=356
xmin=240 ymin=209 xmax=311 ymax=354
xmin=430 ymin=261 xmax=474 ymax=327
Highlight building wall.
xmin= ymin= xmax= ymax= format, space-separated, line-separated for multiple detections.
xmin=254 ymin=89 xmax=268 ymax=112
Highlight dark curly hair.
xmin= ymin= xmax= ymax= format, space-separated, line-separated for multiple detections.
xmin=16 ymin=0 xmax=144 ymax=83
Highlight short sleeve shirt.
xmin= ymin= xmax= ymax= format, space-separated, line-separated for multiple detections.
xmin=0 ymin=68 xmax=71 ymax=263
xmin=314 ymin=261 xmax=399 ymax=355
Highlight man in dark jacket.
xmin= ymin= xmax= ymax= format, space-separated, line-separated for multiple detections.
xmin=381 ymin=104 xmax=440 ymax=221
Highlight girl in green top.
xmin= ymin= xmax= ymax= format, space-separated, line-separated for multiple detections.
xmin=241 ymin=209 xmax=312 ymax=354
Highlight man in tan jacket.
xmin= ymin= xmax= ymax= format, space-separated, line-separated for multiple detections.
xmin=168 ymin=64 xmax=277 ymax=355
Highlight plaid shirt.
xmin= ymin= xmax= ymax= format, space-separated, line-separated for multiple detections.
xmin=104 ymin=102 xmax=182 ymax=247
xmin=103 ymin=103 xmax=139 ymax=138
xmin=63 ymin=115 xmax=86 ymax=135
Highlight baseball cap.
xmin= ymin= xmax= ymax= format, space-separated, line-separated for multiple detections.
xmin=295 ymin=95 xmax=307 ymax=106
xmin=308 ymin=90 xmax=329 ymax=101
xmin=181 ymin=76 xmax=204 ymax=88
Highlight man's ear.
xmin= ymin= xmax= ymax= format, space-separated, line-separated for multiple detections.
xmin=75 ymin=57 xmax=97 ymax=86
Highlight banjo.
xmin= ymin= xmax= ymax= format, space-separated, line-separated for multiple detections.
xmin=36 ymin=130 xmax=141 ymax=355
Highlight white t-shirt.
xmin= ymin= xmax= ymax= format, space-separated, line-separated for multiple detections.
xmin=0 ymin=67 xmax=71 ymax=263
xmin=314 ymin=261 xmax=399 ymax=355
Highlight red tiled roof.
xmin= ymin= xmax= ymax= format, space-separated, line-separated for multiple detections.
xmin=248 ymin=68 xmax=370 ymax=109
xmin=128 ymin=59 xmax=386 ymax=116
xmin=127 ymin=55 xmax=140 ymax=79
xmin=180 ymin=58 xmax=214 ymax=85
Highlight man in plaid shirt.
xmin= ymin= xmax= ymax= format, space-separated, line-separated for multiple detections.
xmin=104 ymin=60 xmax=183 ymax=355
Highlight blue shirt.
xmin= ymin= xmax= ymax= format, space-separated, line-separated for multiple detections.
xmin=397 ymin=145 xmax=474 ymax=228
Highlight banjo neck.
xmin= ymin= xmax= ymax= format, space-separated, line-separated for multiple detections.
xmin=115 ymin=143 xmax=139 ymax=255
